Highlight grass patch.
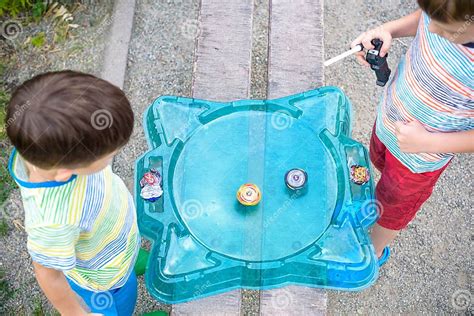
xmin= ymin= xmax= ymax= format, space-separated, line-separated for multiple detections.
xmin=0 ymin=218 xmax=8 ymax=236
xmin=0 ymin=174 xmax=13 ymax=212
xmin=32 ymin=298 xmax=45 ymax=316
xmin=0 ymin=267 xmax=14 ymax=312
xmin=1 ymin=89 xmax=14 ymax=206
xmin=0 ymin=0 xmax=34 ymax=16
xmin=31 ymin=31 xmax=46 ymax=48
xmin=0 ymin=90 xmax=8 ymax=140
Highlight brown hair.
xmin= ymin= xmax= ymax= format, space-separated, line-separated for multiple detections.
xmin=417 ymin=0 xmax=474 ymax=22
xmin=6 ymin=70 xmax=134 ymax=169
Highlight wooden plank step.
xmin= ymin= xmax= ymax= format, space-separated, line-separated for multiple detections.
xmin=172 ymin=0 xmax=253 ymax=314
xmin=260 ymin=0 xmax=327 ymax=314
xmin=191 ymin=0 xmax=253 ymax=102
xmin=267 ymin=0 xmax=325 ymax=98
xmin=260 ymin=286 xmax=327 ymax=315
xmin=171 ymin=291 xmax=242 ymax=316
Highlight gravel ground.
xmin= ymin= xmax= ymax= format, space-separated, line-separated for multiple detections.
xmin=1 ymin=2 xmax=114 ymax=314
xmin=2 ymin=0 xmax=472 ymax=315
xmin=324 ymin=0 xmax=472 ymax=314
xmin=1 ymin=2 xmax=113 ymax=89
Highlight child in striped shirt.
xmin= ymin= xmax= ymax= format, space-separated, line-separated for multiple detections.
xmin=6 ymin=71 xmax=140 ymax=315
xmin=351 ymin=0 xmax=473 ymax=265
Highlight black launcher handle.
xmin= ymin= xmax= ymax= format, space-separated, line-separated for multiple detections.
xmin=365 ymin=39 xmax=392 ymax=87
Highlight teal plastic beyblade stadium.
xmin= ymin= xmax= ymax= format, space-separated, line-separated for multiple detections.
xmin=135 ymin=87 xmax=379 ymax=304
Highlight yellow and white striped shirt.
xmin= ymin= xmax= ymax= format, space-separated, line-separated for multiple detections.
xmin=9 ymin=150 xmax=140 ymax=291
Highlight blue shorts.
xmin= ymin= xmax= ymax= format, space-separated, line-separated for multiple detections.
xmin=67 ymin=272 xmax=137 ymax=316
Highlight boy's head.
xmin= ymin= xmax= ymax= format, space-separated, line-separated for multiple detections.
xmin=6 ymin=70 xmax=134 ymax=180
xmin=418 ymin=0 xmax=474 ymax=44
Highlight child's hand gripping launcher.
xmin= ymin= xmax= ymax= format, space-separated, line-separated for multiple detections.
xmin=365 ymin=39 xmax=391 ymax=87
xmin=324 ymin=39 xmax=391 ymax=87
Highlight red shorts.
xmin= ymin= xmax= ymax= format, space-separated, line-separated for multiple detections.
xmin=369 ymin=125 xmax=449 ymax=230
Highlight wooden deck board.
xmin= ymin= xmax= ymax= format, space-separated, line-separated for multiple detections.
xmin=267 ymin=0 xmax=324 ymax=99
xmin=173 ymin=0 xmax=253 ymax=314
xmin=260 ymin=0 xmax=327 ymax=314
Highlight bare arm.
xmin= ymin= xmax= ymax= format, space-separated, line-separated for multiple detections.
xmin=424 ymin=130 xmax=474 ymax=153
xmin=352 ymin=9 xmax=422 ymax=64
xmin=33 ymin=262 xmax=88 ymax=316
xmin=384 ymin=9 xmax=422 ymax=38
xmin=395 ymin=121 xmax=474 ymax=153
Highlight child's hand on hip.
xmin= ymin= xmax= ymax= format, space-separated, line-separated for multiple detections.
xmin=351 ymin=26 xmax=393 ymax=66
xmin=394 ymin=120 xmax=434 ymax=153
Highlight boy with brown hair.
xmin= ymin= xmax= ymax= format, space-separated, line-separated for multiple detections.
xmin=6 ymin=70 xmax=139 ymax=315
xmin=351 ymin=0 xmax=473 ymax=265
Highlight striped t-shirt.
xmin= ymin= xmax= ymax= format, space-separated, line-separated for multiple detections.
xmin=8 ymin=150 xmax=140 ymax=291
xmin=376 ymin=12 xmax=474 ymax=173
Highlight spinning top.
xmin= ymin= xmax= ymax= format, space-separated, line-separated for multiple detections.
xmin=285 ymin=168 xmax=307 ymax=190
xmin=140 ymin=168 xmax=163 ymax=202
xmin=350 ymin=165 xmax=370 ymax=185
xmin=237 ymin=184 xmax=261 ymax=206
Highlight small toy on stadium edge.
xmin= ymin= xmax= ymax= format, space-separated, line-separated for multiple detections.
xmin=350 ymin=165 xmax=370 ymax=185
xmin=140 ymin=168 xmax=163 ymax=202
xmin=237 ymin=183 xmax=261 ymax=206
